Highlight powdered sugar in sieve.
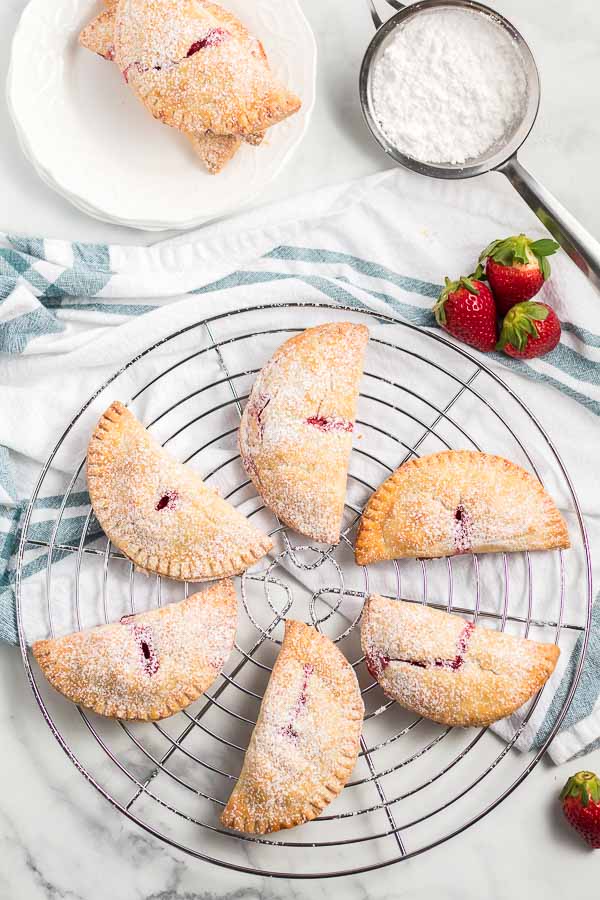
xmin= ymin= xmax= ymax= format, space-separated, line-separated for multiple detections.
xmin=370 ymin=6 xmax=528 ymax=165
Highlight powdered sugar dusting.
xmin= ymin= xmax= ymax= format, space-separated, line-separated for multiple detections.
xmin=359 ymin=450 xmax=569 ymax=563
xmin=279 ymin=663 xmax=314 ymax=742
xmin=222 ymin=621 xmax=364 ymax=833
xmin=87 ymin=402 xmax=271 ymax=580
xmin=115 ymin=0 xmax=301 ymax=138
xmin=33 ymin=582 xmax=238 ymax=720
xmin=238 ymin=323 xmax=368 ymax=543
xmin=131 ymin=622 xmax=160 ymax=676
xmin=362 ymin=596 xmax=559 ymax=727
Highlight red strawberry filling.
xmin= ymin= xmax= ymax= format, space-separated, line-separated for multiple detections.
xmin=305 ymin=415 xmax=353 ymax=433
xmin=453 ymin=503 xmax=472 ymax=554
xmin=155 ymin=490 xmax=179 ymax=511
xmin=366 ymin=622 xmax=475 ymax=677
xmin=131 ymin=624 xmax=159 ymax=676
xmin=123 ymin=29 xmax=229 ymax=84
xmin=187 ymin=28 xmax=229 ymax=56
xmin=365 ymin=649 xmax=390 ymax=679
xmin=280 ymin=663 xmax=314 ymax=741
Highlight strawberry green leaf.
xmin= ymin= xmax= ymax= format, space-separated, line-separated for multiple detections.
xmin=496 ymin=301 xmax=549 ymax=351
xmin=560 ymin=772 xmax=600 ymax=805
xmin=481 ymin=234 xmax=552 ymax=268
xmin=521 ymin=302 xmax=550 ymax=321
xmin=512 ymin=234 xmax=531 ymax=265
xmin=539 ymin=255 xmax=551 ymax=281
xmin=530 ymin=239 xmax=559 ymax=257
xmin=478 ymin=239 xmax=502 ymax=263
xmin=460 ymin=277 xmax=479 ymax=294
xmin=433 ymin=298 xmax=447 ymax=325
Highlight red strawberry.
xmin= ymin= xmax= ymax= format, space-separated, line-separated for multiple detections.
xmin=479 ymin=233 xmax=559 ymax=314
xmin=560 ymin=771 xmax=600 ymax=849
xmin=496 ymin=301 xmax=561 ymax=359
xmin=433 ymin=272 xmax=497 ymax=352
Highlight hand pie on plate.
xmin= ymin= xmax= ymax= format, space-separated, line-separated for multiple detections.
xmin=361 ymin=595 xmax=560 ymax=727
xmin=221 ymin=620 xmax=364 ymax=833
xmin=113 ymin=0 xmax=301 ymax=159
xmin=32 ymin=580 xmax=237 ymax=720
xmin=239 ymin=322 xmax=369 ymax=544
xmin=355 ymin=450 xmax=569 ymax=564
xmin=87 ymin=401 xmax=272 ymax=579
xmin=78 ymin=1 xmax=272 ymax=173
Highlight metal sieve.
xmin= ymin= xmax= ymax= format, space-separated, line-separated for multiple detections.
xmin=360 ymin=0 xmax=600 ymax=290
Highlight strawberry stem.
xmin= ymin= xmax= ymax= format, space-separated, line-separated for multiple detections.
xmin=496 ymin=301 xmax=549 ymax=352
xmin=560 ymin=771 xmax=600 ymax=807
xmin=480 ymin=233 xmax=559 ymax=280
xmin=433 ymin=274 xmax=481 ymax=327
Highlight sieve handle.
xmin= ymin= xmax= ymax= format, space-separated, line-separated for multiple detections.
xmin=367 ymin=0 xmax=406 ymax=30
xmin=499 ymin=155 xmax=600 ymax=292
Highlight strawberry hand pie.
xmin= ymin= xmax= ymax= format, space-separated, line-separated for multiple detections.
xmin=33 ymin=580 xmax=238 ymax=720
xmin=87 ymin=402 xmax=272 ymax=580
xmin=355 ymin=450 xmax=569 ymax=564
xmin=222 ymin=620 xmax=363 ymax=833
xmin=361 ymin=595 xmax=560 ymax=727
xmin=79 ymin=0 xmax=300 ymax=173
xmin=239 ymin=322 xmax=369 ymax=544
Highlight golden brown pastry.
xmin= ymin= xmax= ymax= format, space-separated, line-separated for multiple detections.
xmin=222 ymin=620 xmax=364 ymax=833
xmin=78 ymin=1 xmax=274 ymax=172
xmin=114 ymin=0 xmax=301 ymax=147
xmin=355 ymin=450 xmax=569 ymax=564
xmin=361 ymin=595 xmax=560 ymax=727
xmin=239 ymin=323 xmax=369 ymax=544
xmin=79 ymin=7 xmax=116 ymax=60
xmin=87 ymin=401 xmax=272 ymax=580
xmin=33 ymin=580 xmax=237 ymax=720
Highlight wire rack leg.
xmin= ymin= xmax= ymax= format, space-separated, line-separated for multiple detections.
xmin=360 ymin=734 xmax=405 ymax=853
xmin=125 ymin=651 xmax=248 ymax=809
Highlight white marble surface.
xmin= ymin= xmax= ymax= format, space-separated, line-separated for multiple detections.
xmin=2 ymin=0 xmax=600 ymax=897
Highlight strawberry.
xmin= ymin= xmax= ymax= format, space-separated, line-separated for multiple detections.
xmin=433 ymin=271 xmax=497 ymax=352
xmin=479 ymin=233 xmax=559 ymax=314
xmin=496 ymin=301 xmax=561 ymax=359
xmin=560 ymin=771 xmax=600 ymax=849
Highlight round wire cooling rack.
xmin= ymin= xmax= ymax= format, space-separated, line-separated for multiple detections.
xmin=16 ymin=301 xmax=592 ymax=878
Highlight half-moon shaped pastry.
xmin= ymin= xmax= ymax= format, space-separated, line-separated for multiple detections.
xmin=87 ymin=401 xmax=272 ymax=579
xmin=79 ymin=2 xmax=267 ymax=173
xmin=114 ymin=0 xmax=301 ymax=138
xmin=361 ymin=595 xmax=560 ymax=727
xmin=239 ymin=322 xmax=369 ymax=544
xmin=221 ymin=620 xmax=364 ymax=834
xmin=32 ymin=580 xmax=238 ymax=720
xmin=355 ymin=450 xmax=569 ymax=564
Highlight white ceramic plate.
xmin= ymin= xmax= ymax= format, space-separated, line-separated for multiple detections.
xmin=7 ymin=0 xmax=316 ymax=231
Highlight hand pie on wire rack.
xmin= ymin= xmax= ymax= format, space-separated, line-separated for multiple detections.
xmin=87 ymin=401 xmax=272 ymax=580
xmin=33 ymin=580 xmax=237 ymax=720
xmin=222 ymin=620 xmax=364 ymax=834
xmin=356 ymin=449 xmax=569 ymax=564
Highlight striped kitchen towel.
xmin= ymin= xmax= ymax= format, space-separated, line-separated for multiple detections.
xmin=1 ymin=167 xmax=598 ymax=763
